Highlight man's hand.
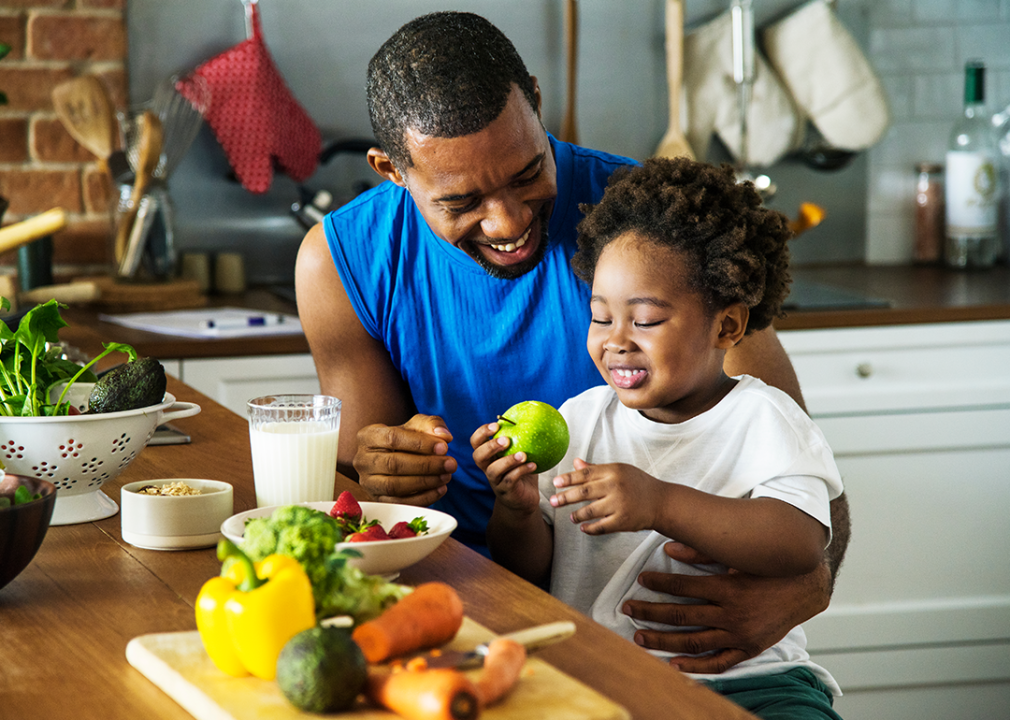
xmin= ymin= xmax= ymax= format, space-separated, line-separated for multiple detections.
xmin=353 ymin=414 xmax=458 ymax=506
xmin=621 ymin=541 xmax=831 ymax=674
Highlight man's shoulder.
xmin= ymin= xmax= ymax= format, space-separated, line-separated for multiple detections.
xmin=331 ymin=180 xmax=406 ymax=221
xmin=567 ymin=142 xmax=640 ymax=172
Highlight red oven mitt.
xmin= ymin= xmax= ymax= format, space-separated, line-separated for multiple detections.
xmin=177 ymin=2 xmax=320 ymax=193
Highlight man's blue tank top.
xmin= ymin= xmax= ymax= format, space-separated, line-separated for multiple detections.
xmin=324 ymin=135 xmax=635 ymax=551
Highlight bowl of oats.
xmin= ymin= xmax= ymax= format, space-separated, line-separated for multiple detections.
xmin=120 ymin=479 xmax=232 ymax=550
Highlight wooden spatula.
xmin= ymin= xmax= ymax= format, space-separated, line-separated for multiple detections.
xmin=114 ymin=111 xmax=163 ymax=265
xmin=560 ymin=0 xmax=579 ymax=144
xmin=51 ymin=76 xmax=118 ymax=175
xmin=654 ymin=0 xmax=695 ymax=160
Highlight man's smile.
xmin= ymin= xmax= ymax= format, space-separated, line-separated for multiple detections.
xmin=488 ymin=226 xmax=532 ymax=253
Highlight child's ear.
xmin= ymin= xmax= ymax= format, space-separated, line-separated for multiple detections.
xmin=715 ymin=303 xmax=749 ymax=348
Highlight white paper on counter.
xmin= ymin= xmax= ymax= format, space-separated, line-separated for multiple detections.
xmin=100 ymin=307 xmax=303 ymax=339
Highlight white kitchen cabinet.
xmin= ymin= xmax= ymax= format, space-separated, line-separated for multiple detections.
xmin=169 ymin=354 xmax=320 ymax=417
xmin=778 ymin=320 xmax=1010 ymax=720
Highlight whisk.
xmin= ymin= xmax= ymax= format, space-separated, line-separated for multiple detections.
xmin=123 ymin=73 xmax=211 ymax=180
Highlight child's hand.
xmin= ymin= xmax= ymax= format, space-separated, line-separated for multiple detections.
xmin=471 ymin=421 xmax=540 ymax=514
xmin=551 ymin=458 xmax=663 ymax=535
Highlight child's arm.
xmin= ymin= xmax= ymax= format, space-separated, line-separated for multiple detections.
xmin=471 ymin=422 xmax=554 ymax=585
xmin=551 ymin=459 xmax=828 ymax=577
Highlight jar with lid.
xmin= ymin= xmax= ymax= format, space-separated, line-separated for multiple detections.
xmin=914 ymin=162 xmax=944 ymax=263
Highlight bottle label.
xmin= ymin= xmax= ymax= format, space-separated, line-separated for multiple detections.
xmin=945 ymin=151 xmax=998 ymax=236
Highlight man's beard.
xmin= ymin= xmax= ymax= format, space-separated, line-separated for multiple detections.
xmin=462 ymin=210 xmax=551 ymax=280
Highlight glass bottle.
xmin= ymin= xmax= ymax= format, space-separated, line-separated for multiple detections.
xmin=944 ymin=60 xmax=1000 ymax=268
xmin=914 ymin=163 xmax=944 ymax=264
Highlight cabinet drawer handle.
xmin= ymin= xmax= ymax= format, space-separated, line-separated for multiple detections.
xmin=855 ymin=362 xmax=873 ymax=379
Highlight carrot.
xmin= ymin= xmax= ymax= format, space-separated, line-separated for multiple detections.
xmin=352 ymin=582 xmax=464 ymax=663
xmin=473 ymin=638 xmax=527 ymax=708
xmin=366 ymin=667 xmax=480 ymax=720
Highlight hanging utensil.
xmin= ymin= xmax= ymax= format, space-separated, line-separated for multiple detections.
xmin=730 ymin=0 xmax=776 ymax=202
xmin=51 ymin=76 xmax=117 ymax=177
xmin=114 ymin=111 xmax=163 ymax=268
xmin=654 ymin=0 xmax=694 ymax=159
xmin=560 ymin=0 xmax=579 ymax=144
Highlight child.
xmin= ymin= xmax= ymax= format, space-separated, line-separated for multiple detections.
xmin=471 ymin=157 xmax=844 ymax=719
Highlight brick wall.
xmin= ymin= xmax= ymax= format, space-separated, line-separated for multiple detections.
xmin=0 ymin=0 xmax=126 ymax=276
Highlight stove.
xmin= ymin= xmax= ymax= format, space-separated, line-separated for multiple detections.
xmin=783 ymin=278 xmax=890 ymax=311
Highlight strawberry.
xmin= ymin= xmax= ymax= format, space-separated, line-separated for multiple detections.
xmin=330 ymin=490 xmax=362 ymax=521
xmin=347 ymin=524 xmax=391 ymax=543
xmin=388 ymin=517 xmax=429 ymax=539
xmin=387 ymin=521 xmax=416 ymax=539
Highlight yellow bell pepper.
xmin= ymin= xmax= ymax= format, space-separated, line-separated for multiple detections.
xmin=195 ymin=539 xmax=316 ymax=680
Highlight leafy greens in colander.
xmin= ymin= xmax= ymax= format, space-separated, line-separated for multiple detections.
xmin=0 ymin=298 xmax=136 ymax=416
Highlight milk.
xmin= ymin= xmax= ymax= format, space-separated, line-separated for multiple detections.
xmin=249 ymin=421 xmax=339 ymax=507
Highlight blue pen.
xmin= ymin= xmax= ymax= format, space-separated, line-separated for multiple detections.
xmin=200 ymin=315 xmax=286 ymax=330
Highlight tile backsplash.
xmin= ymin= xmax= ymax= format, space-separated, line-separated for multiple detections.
xmin=863 ymin=0 xmax=1010 ymax=263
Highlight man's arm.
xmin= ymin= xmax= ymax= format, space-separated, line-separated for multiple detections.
xmin=726 ymin=325 xmax=851 ymax=584
xmin=295 ymin=224 xmax=457 ymax=504
xmin=725 ymin=325 xmax=805 ymax=409
xmin=295 ymin=223 xmax=416 ymax=480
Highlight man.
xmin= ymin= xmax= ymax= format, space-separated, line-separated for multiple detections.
xmin=296 ymin=11 xmax=850 ymax=677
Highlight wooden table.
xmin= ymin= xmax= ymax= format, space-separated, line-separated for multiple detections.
xmin=0 ymin=377 xmax=753 ymax=720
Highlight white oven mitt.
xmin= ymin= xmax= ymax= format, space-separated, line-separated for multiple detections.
xmin=762 ymin=0 xmax=889 ymax=151
xmin=683 ymin=9 xmax=801 ymax=168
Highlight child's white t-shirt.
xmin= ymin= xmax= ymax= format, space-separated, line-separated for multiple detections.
xmin=539 ymin=375 xmax=844 ymax=694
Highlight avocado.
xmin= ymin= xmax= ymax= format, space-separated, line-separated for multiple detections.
xmin=276 ymin=625 xmax=367 ymax=713
xmin=87 ymin=357 xmax=167 ymax=413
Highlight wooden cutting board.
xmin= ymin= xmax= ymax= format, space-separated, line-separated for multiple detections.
xmin=78 ymin=276 xmax=208 ymax=312
xmin=126 ymin=617 xmax=630 ymax=720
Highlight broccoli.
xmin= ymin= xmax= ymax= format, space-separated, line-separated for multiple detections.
xmin=241 ymin=517 xmax=281 ymax=560
xmin=276 ymin=519 xmax=342 ymax=588
xmin=314 ymin=553 xmax=411 ymax=621
xmin=237 ymin=504 xmax=408 ymax=621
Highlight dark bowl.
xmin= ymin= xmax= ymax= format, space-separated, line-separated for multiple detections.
xmin=0 ymin=475 xmax=57 ymax=591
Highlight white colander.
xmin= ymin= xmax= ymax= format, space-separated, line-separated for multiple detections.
xmin=0 ymin=383 xmax=200 ymax=525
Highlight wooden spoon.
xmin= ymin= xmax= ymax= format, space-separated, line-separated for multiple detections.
xmin=51 ymin=76 xmax=117 ymax=176
xmin=560 ymin=0 xmax=579 ymax=144
xmin=654 ymin=0 xmax=694 ymax=159
xmin=114 ymin=111 xmax=163 ymax=265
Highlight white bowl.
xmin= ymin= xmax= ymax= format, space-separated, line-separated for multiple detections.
xmin=221 ymin=501 xmax=457 ymax=577
xmin=121 ymin=479 xmax=233 ymax=551
xmin=0 ymin=383 xmax=201 ymax=525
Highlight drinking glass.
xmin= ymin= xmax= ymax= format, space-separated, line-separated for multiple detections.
xmin=247 ymin=394 xmax=341 ymax=508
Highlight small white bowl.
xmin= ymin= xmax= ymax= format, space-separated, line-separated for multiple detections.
xmin=221 ymin=501 xmax=457 ymax=578
xmin=121 ymin=479 xmax=233 ymax=551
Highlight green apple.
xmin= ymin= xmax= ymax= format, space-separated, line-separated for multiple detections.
xmin=493 ymin=400 xmax=570 ymax=472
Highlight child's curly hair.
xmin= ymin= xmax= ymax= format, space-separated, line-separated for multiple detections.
xmin=572 ymin=157 xmax=792 ymax=334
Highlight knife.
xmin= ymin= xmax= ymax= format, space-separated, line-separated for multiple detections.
xmin=409 ymin=620 xmax=576 ymax=670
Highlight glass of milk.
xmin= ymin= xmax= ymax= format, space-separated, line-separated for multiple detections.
xmin=247 ymin=394 xmax=341 ymax=507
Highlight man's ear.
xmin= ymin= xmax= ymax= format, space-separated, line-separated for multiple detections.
xmin=367 ymin=147 xmax=406 ymax=187
xmin=716 ymin=303 xmax=749 ymax=348
xmin=530 ymin=76 xmax=543 ymax=117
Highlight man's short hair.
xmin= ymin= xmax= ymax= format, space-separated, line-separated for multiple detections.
xmin=367 ymin=12 xmax=539 ymax=170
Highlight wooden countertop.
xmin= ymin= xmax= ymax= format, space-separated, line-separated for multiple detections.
xmin=777 ymin=264 xmax=1010 ymax=330
xmin=47 ymin=266 xmax=1010 ymax=362
xmin=0 ymin=378 xmax=753 ymax=720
